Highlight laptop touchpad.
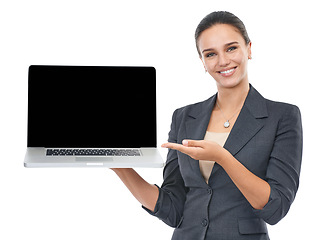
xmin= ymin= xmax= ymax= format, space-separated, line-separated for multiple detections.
xmin=75 ymin=157 xmax=113 ymax=162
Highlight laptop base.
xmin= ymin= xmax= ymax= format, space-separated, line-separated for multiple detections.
xmin=24 ymin=148 xmax=165 ymax=168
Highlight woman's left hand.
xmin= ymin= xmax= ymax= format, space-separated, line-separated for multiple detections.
xmin=162 ymin=140 xmax=226 ymax=164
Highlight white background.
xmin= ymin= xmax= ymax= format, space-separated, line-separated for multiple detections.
xmin=0 ymin=0 xmax=325 ymax=239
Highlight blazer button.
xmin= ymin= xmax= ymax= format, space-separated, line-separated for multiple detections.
xmin=201 ymin=219 xmax=208 ymax=227
xmin=207 ymin=188 xmax=212 ymax=195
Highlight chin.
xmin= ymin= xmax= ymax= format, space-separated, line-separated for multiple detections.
xmin=214 ymin=72 xmax=248 ymax=89
xmin=217 ymin=78 xmax=243 ymax=89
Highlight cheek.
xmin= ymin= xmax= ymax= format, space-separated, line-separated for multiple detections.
xmin=233 ymin=51 xmax=246 ymax=65
xmin=203 ymin=59 xmax=216 ymax=72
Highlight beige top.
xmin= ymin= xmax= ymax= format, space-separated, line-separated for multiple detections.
xmin=199 ymin=131 xmax=229 ymax=183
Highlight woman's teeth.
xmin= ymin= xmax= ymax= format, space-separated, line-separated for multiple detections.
xmin=220 ymin=68 xmax=235 ymax=74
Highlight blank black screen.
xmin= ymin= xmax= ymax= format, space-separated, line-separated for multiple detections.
xmin=27 ymin=65 xmax=156 ymax=148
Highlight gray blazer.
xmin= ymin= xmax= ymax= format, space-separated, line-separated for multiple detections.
xmin=144 ymin=85 xmax=303 ymax=240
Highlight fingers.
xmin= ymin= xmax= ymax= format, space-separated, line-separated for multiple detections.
xmin=183 ymin=140 xmax=206 ymax=148
xmin=161 ymin=140 xmax=204 ymax=157
xmin=161 ymin=142 xmax=186 ymax=152
xmin=162 ymin=140 xmax=221 ymax=162
xmin=161 ymin=142 xmax=190 ymax=156
xmin=162 ymin=140 xmax=203 ymax=149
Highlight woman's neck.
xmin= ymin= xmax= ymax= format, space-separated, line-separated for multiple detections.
xmin=216 ymin=81 xmax=250 ymax=113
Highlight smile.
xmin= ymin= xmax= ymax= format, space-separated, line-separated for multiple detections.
xmin=218 ymin=67 xmax=237 ymax=77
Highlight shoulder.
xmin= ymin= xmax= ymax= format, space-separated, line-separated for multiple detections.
xmin=252 ymin=90 xmax=302 ymax=136
xmin=265 ymin=98 xmax=301 ymax=119
xmin=248 ymin=85 xmax=301 ymax=119
xmin=172 ymin=94 xmax=217 ymax=119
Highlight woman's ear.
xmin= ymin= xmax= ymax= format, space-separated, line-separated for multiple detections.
xmin=247 ymin=42 xmax=252 ymax=60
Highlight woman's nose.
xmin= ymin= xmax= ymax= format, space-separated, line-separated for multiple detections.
xmin=218 ymin=53 xmax=231 ymax=67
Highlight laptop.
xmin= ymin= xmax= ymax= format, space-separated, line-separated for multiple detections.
xmin=24 ymin=65 xmax=164 ymax=168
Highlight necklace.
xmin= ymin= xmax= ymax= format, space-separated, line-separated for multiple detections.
xmin=216 ymin=102 xmax=241 ymax=128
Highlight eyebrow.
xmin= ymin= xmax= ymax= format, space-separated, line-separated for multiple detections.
xmin=202 ymin=41 xmax=239 ymax=54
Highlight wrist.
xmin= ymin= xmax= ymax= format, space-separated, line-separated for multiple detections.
xmin=214 ymin=148 xmax=230 ymax=166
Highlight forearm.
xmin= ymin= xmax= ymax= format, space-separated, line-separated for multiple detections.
xmin=111 ymin=168 xmax=159 ymax=212
xmin=218 ymin=150 xmax=271 ymax=210
xmin=162 ymin=140 xmax=270 ymax=209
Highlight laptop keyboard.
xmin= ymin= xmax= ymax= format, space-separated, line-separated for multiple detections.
xmin=46 ymin=149 xmax=141 ymax=156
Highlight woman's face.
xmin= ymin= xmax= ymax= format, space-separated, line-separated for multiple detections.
xmin=198 ymin=24 xmax=251 ymax=89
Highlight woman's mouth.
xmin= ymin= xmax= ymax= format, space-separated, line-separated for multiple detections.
xmin=218 ymin=67 xmax=237 ymax=77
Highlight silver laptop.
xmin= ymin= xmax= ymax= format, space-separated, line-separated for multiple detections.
xmin=24 ymin=65 xmax=164 ymax=168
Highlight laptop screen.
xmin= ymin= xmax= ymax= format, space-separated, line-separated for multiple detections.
xmin=27 ymin=65 xmax=157 ymax=148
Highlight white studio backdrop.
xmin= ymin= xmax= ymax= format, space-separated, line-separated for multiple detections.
xmin=0 ymin=0 xmax=324 ymax=239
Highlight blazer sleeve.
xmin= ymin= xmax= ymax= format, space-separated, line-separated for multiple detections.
xmin=252 ymin=104 xmax=303 ymax=225
xmin=142 ymin=109 xmax=188 ymax=228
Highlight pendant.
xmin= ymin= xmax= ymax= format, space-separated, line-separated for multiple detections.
xmin=224 ymin=120 xmax=230 ymax=128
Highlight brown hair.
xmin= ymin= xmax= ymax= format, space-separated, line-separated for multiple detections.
xmin=195 ymin=11 xmax=251 ymax=57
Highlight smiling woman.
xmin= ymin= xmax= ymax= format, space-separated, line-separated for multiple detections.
xmin=199 ymin=24 xmax=251 ymax=90
xmin=112 ymin=11 xmax=303 ymax=240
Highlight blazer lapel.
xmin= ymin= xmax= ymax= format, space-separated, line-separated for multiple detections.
xmin=223 ymin=105 xmax=263 ymax=155
xmin=223 ymin=85 xmax=268 ymax=156
xmin=184 ymin=94 xmax=217 ymax=178
xmin=185 ymin=94 xmax=217 ymax=140
xmin=210 ymin=85 xmax=268 ymax=178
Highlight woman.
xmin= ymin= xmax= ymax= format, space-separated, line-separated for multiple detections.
xmin=112 ymin=11 xmax=303 ymax=239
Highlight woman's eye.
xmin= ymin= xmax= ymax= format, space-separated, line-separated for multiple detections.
xmin=227 ymin=46 xmax=237 ymax=52
xmin=206 ymin=52 xmax=215 ymax=58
